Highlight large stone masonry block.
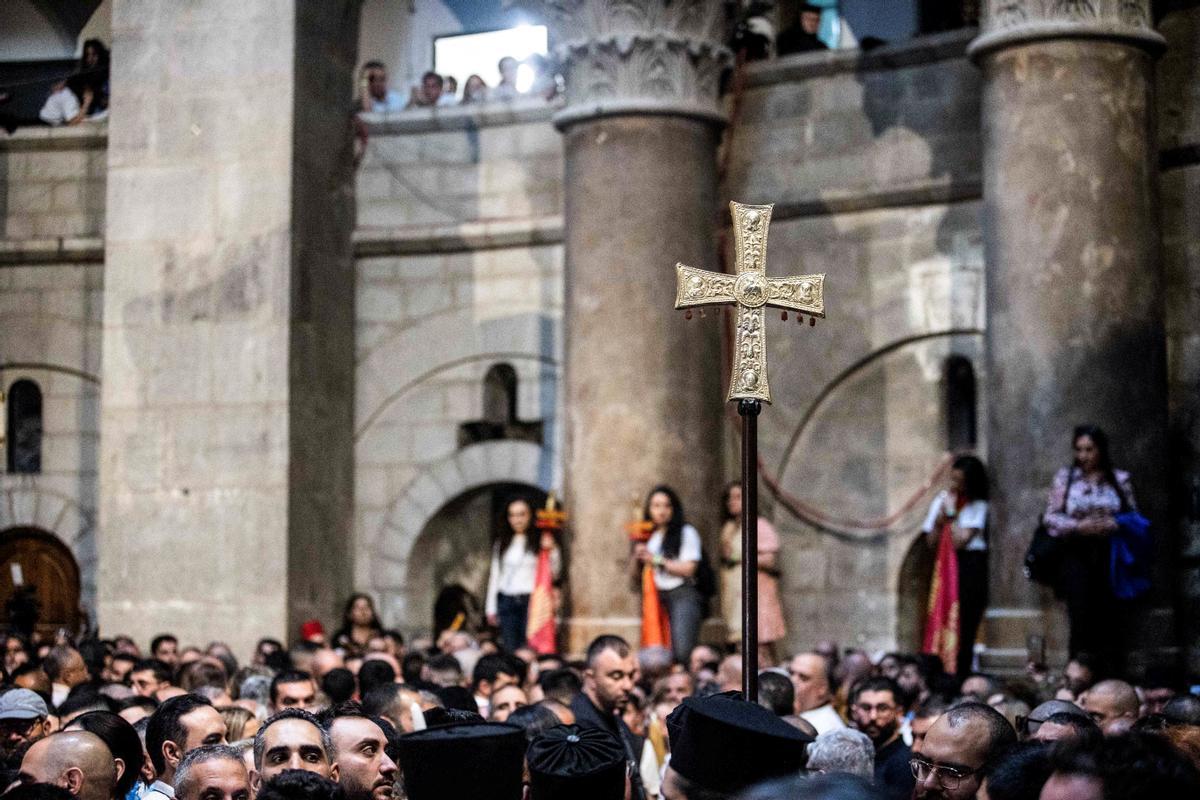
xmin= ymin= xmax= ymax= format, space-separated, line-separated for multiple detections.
xmin=9 ymin=184 xmax=53 ymax=214
xmin=31 ymin=151 xmax=93 ymax=182
xmin=358 ymin=284 xmax=405 ymax=323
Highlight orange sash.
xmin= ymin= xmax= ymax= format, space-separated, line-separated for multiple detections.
xmin=641 ymin=563 xmax=671 ymax=649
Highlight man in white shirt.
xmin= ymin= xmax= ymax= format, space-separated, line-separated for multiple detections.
xmin=357 ymin=61 xmax=404 ymax=114
xmin=44 ymin=645 xmax=89 ymax=709
xmin=471 ymin=654 xmax=522 ymax=719
xmin=789 ymin=652 xmax=846 ymax=734
xmin=144 ymin=694 xmax=229 ymax=800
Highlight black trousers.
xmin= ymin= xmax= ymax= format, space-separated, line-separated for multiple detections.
xmin=1060 ymin=537 xmax=1117 ymax=674
xmin=957 ymin=550 xmax=988 ymax=677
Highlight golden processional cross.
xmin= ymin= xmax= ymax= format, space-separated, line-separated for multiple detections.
xmin=675 ymin=201 xmax=825 ymax=403
xmin=673 ymin=201 xmax=826 ymax=701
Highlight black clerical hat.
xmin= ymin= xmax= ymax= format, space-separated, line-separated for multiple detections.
xmin=395 ymin=722 xmax=525 ymax=800
xmin=528 ymin=725 xmax=627 ymax=800
xmin=667 ymin=692 xmax=812 ymax=794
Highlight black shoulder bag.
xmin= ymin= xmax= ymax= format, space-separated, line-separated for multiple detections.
xmin=1024 ymin=468 xmax=1072 ymax=588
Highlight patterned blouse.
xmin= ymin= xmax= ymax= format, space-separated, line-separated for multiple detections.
xmin=1044 ymin=466 xmax=1137 ymax=537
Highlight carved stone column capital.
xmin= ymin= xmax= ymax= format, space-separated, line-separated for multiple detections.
xmin=520 ymin=0 xmax=732 ymax=129
xmin=969 ymin=0 xmax=1165 ymax=59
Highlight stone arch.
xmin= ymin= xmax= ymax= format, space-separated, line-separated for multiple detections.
xmin=356 ymin=308 xmax=559 ymax=440
xmin=0 ymin=484 xmax=95 ymax=612
xmin=0 ymin=526 xmax=82 ymax=636
xmin=411 ymin=481 xmax=548 ymax=639
xmin=367 ymin=439 xmax=550 ymax=632
xmin=895 ymin=532 xmax=934 ymax=654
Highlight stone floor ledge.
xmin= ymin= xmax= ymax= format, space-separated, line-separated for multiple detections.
xmin=746 ymin=28 xmax=977 ymax=88
xmin=0 ymin=123 xmax=108 ymax=151
xmin=0 ymin=237 xmax=104 ymax=265
xmin=353 ymin=215 xmax=564 ymax=256
xmin=360 ymin=98 xmax=560 ymax=135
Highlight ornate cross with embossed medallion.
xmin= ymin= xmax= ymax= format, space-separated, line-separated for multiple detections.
xmin=672 ymin=200 xmax=826 ymax=702
xmin=674 ymin=201 xmax=825 ymax=403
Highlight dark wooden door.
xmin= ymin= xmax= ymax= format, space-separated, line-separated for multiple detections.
xmin=0 ymin=527 xmax=81 ymax=637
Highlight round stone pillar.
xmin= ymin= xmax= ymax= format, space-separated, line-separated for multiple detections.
xmin=534 ymin=1 xmax=730 ymax=652
xmin=970 ymin=2 xmax=1171 ymax=671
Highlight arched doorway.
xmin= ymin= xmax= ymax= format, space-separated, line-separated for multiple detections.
xmin=896 ymin=533 xmax=934 ymax=654
xmin=407 ymin=482 xmax=547 ymax=639
xmin=0 ymin=527 xmax=82 ymax=638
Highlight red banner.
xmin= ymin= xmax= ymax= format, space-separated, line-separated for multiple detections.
xmin=923 ymin=522 xmax=960 ymax=674
xmin=526 ymin=548 xmax=556 ymax=654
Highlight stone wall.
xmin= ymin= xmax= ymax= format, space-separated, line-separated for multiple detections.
xmin=357 ymin=103 xmax=563 ymax=230
xmin=0 ymin=127 xmax=106 ymax=617
xmin=723 ymin=31 xmax=987 ymax=655
xmin=353 ymin=104 xmax=563 ymax=636
xmin=1 ymin=126 xmax=106 ymax=242
xmin=0 ymin=263 xmax=103 ymax=610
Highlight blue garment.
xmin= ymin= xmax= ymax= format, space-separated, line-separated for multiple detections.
xmin=125 ymin=781 xmax=148 ymax=800
xmin=1111 ymin=511 xmax=1152 ymax=599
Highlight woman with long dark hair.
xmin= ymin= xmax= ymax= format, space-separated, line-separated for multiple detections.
xmin=485 ymin=496 xmax=561 ymax=651
xmin=79 ymin=39 xmax=110 ymax=115
xmin=1044 ymin=425 xmax=1138 ymax=672
xmin=921 ymin=454 xmax=990 ymax=677
xmin=333 ymin=593 xmax=383 ymax=656
xmin=633 ymin=485 xmax=704 ymax=663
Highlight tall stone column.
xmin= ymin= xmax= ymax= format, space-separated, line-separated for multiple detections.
xmin=532 ymin=2 xmax=730 ymax=652
xmin=970 ymin=1 xmax=1171 ymax=671
xmin=97 ymin=1 xmax=359 ymax=657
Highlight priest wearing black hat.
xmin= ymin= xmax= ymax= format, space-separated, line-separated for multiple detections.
xmin=661 ymin=692 xmax=813 ymax=800
xmin=528 ymin=725 xmax=628 ymax=800
xmin=394 ymin=721 xmax=526 ymax=800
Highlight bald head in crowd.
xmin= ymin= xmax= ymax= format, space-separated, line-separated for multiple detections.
xmin=1081 ymin=680 xmax=1139 ymax=735
xmin=20 ymin=731 xmax=117 ymax=800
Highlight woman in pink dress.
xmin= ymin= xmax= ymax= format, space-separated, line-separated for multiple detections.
xmin=719 ymin=481 xmax=786 ymax=665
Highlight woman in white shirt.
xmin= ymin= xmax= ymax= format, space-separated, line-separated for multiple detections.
xmin=486 ymin=496 xmax=561 ymax=651
xmin=921 ymin=455 xmax=990 ymax=677
xmin=633 ymin=485 xmax=704 ymax=663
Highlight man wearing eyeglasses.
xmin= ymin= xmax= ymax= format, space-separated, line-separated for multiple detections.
xmin=910 ymin=702 xmax=1015 ymax=800
xmin=848 ymin=677 xmax=913 ymax=800
xmin=0 ymin=689 xmax=52 ymax=770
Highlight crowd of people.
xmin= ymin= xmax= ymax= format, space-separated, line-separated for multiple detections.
xmin=0 ymin=607 xmax=1197 ymax=800
xmin=355 ymin=55 xmax=557 ymax=115
xmin=0 ymin=424 xmax=1174 ymax=800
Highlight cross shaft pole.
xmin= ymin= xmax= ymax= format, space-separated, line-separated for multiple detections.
xmin=739 ymin=398 xmax=761 ymax=701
